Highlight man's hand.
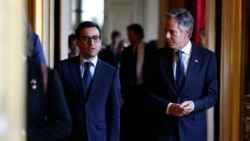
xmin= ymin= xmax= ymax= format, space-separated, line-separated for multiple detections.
xmin=168 ymin=101 xmax=194 ymax=116
xmin=180 ymin=101 xmax=194 ymax=115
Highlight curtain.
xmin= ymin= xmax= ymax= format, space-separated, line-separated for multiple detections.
xmin=191 ymin=0 xmax=206 ymax=46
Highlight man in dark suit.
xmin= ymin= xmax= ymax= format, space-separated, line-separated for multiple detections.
xmin=147 ymin=9 xmax=218 ymax=141
xmin=55 ymin=21 xmax=120 ymax=141
xmin=98 ymin=30 xmax=121 ymax=67
xmin=27 ymin=58 xmax=72 ymax=141
xmin=120 ymin=23 xmax=155 ymax=141
xmin=25 ymin=19 xmax=72 ymax=140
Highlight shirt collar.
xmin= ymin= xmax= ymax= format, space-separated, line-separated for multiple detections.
xmin=80 ymin=55 xmax=98 ymax=67
xmin=136 ymin=41 xmax=144 ymax=49
xmin=177 ymin=41 xmax=191 ymax=55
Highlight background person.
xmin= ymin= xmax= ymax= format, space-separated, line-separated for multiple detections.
xmin=199 ymin=26 xmax=206 ymax=47
xmin=120 ymin=23 xmax=155 ymax=141
xmin=68 ymin=33 xmax=80 ymax=58
xmin=98 ymin=30 xmax=121 ymax=67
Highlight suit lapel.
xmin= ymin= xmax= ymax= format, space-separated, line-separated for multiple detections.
xmin=159 ymin=48 xmax=178 ymax=94
xmin=83 ymin=59 xmax=102 ymax=101
xmin=69 ymin=57 xmax=84 ymax=97
xmin=182 ymin=45 xmax=200 ymax=92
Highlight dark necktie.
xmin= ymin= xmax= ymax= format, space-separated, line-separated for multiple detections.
xmin=176 ymin=51 xmax=185 ymax=90
xmin=132 ymin=47 xmax=138 ymax=83
xmin=82 ymin=62 xmax=92 ymax=95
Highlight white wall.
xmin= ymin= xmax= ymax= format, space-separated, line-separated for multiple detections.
xmin=143 ymin=0 xmax=159 ymax=42
xmin=103 ymin=0 xmax=159 ymax=44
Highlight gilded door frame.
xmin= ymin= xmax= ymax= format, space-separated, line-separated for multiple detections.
xmin=220 ymin=0 xmax=242 ymax=140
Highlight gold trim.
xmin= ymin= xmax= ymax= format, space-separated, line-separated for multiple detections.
xmin=220 ymin=0 xmax=242 ymax=140
xmin=35 ymin=0 xmax=43 ymax=42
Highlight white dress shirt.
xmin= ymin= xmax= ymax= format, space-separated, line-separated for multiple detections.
xmin=173 ymin=41 xmax=192 ymax=80
xmin=135 ymin=41 xmax=145 ymax=85
xmin=80 ymin=55 xmax=98 ymax=78
xmin=166 ymin=41 xmax=194 ymax=114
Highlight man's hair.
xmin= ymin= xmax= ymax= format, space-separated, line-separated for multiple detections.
xmin=68 ymin=33 xmax=76 ymax=46
xmin=165 ymin=8 xmax=194 ymax=38
xmin=75 ymin=21 xmax=101 ymax=39
xmin=111 ymin=30 xmax=121 ymax=38
xmin=126 ymin=23 xmax=144 ymax=39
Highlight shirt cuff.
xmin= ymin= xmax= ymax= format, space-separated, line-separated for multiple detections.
xmin=191 ymin=101 xmax=195 ymax=111
xmin=165 ymin=103 xmax=172 ymax=114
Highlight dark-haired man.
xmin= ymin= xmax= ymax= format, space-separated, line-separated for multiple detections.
xmin=55 ymin=21 xmax=120 ymax=141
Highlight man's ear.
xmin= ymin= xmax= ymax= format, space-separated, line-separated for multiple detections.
xmin=75 ymin=38 xmax=81 ymax=46
xmin=184 ymin=29 xmax=190 ymax=38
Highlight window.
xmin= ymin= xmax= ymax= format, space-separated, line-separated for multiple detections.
xmin=81 ymin=0 xmax=104 ymax=28
xmin=71 ymin=0 xmax=104 ymax=30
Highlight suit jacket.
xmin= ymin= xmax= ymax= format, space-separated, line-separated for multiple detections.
xmin=119 ymin=42 xmax=156 ymax=141
xmin=27 ymin=58 xmax=72 ymax=141
xmin=148 ymin=44 xmax=218 ymax=141
xmin=29 ymin=32 xmax=47 ymax=65
xmin=98 ymin=46 xmax=118 ymax=68
xmin=120 ymin=42 xmax=155 ymax=102
xmin=55 ymin=56 xmax=120 ymax=141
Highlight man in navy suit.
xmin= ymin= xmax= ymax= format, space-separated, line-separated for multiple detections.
xmin=147 ymin=9 xmax=218 ymax=141
xmin=29 ymin=32 xmax=47 ymax=65
xmin=55 ymin=21 xmax=120 ymax=141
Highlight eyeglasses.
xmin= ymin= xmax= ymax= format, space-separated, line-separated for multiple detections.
xmin=81 ymin=35 xmax=101 ymax=43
